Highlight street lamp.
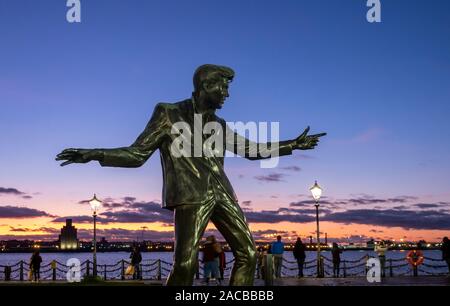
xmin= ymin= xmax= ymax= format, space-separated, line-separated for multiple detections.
xmin=89 ymin=194 xmax=102 ymax=277
xmin=310 ymin=181 xmax=323 ymax=277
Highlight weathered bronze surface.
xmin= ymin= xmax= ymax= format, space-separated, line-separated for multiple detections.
xmin=56 ymin=64 xmax=326 ymax=285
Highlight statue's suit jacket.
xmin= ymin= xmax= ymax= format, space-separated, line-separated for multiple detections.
xmin=99 ymin=99 xmax=294 ymax=210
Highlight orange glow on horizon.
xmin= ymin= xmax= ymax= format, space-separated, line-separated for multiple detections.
xmin=0 ymin=218 xmax=448 ymax=242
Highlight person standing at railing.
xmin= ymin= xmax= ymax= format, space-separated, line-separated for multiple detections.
xmin=202 ymin=235 xmax=222 ymax=285
xmin=375 ymin=241 xmax=388 ymax=277
xmin=293 ymin=238 xmax=306 ymax=278
xmin=331 ymin=243 xmax=342 ymax=278
xmin=271 ymin=236 xmax=284 ymax=278
xmin=130 ymin=246 xmax=142 ymax=280
xmin=256 ymin=246 xmax=266 ymax=279
xmin=29 ymin=250 xmax=42 ymax=282
xmin=218 ymin=247 xmax=226 ymax=282
xmin=441 ymin=236 xmax=450 ymax=275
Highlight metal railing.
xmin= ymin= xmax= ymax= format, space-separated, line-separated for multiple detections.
xmin=0 ymin=255 xmax=448 ymax=281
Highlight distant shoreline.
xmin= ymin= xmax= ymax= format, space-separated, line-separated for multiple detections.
xmin=0 ymin=247 xmax=441 ymax=254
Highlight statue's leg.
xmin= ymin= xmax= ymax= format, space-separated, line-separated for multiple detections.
xmin=166 ymin=199 xmax=215 ymax=286
xmin=211 ymin=197 xmax=257 ymax=286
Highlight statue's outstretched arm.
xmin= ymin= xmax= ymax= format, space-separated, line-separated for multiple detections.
xmin=56 ymin=103 xmax=168 ymax=168
xmin=224 ymin=123 xmax=326 ymax=161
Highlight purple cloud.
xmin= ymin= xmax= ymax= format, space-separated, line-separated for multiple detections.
xmin=0 ymin=187 xmax=24 ymax=195
xmin=0 ymin=206 xmax=53 ymax=218
xmin=254 ymin=173 xmax=286 ymax=183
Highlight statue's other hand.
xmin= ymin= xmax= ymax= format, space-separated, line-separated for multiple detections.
xmin=55 ymin=148 xmax=98 ymax=166
xmin=293 ymin=127 xmax=327 ymax=150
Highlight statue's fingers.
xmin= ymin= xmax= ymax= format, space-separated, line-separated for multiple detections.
xmin=60 ymin=160 xmax=75 ymax=167
xmin=56 ymin=153 xmax=76 ymax=160
xmin=301 ymin=126 xmax=310 ymax=137
xmin=61 ymin=148 xmax=79 ymax=154
xmin=309 ymin=133 xmax=327 ymax=138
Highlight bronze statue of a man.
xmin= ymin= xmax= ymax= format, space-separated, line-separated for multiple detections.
xmin=56 ymin=64 xmax=326 ymax=285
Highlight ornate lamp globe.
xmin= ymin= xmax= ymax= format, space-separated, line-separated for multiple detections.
xmin=310 ymin=181 xmax=323 ymax=202
xmin=89 ymin=194 xmax=102 ymax=215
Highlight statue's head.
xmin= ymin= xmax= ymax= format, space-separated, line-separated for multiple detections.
xmin=193 ymin=64 xmax=234 ymax=110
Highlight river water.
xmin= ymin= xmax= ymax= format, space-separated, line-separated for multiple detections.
xmin=1 ymin=250 xmax=447 ymax=279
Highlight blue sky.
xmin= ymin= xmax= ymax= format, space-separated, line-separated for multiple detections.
xmin=1 ymin=0 xmax=450 ymax=241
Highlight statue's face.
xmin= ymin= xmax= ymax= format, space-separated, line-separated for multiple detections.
xmin=203 ymin=77 xmax=230 ymax=110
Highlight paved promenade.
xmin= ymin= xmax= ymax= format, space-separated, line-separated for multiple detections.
xmin=1 ymin=276 xmax=448 ymax=286
xmin=191 ymin=276 xmax=450 ymax=286
xmin=269 ymin=276 xmax=450 ymax=286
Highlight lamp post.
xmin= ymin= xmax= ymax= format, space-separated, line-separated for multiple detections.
xmin=89 ymin=194 xmax=102 ymax=277
xmin=310 ymin=181 xmax=323 ymax=277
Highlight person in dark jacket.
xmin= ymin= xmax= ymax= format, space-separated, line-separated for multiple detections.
xmin=218 ymin=249 xmax=226 ymax=281
xmin=256 ymin=246 xmax=265 ymax=279
xmin=30 ymin=250 xmax=42 ymax=282
xmin=441 ymin=236 xmax=450 ymax=275
xmin=293 ymin=238 xmax=306 ymax=277
xmin=202 ymin=235 xmax=222 ymax=284
xmin=130 ymin=247 xmax=142 ymax=280
xmin=331 ymin=243 xmax=342 ymax=277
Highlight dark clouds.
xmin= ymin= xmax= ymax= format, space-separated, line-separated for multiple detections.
xmin=254 ymin=173 xmax=286 ymax=182
xmin=0 ymin=187 xmax=24 ymax=195
xmin=290 ymin=199 xmax=344 ymax=210
xmin=52 ymin=198 xmax=173 ymax=224
xmin=413 ymin=203 xmax=441 ymax=209
xmin=52 ymin=215 xmax=105 ymax=223
xmin=244 ymin=196 xmax=450 ymax=230
xmin=35 ymin=194 xmax=450 ymax=231
xmin=4 ymin=193 xmax=450 ymax=240
xmin=245 ymin=208 xmax=315 ymax=224
xmin=0 ymin=187 xmax=33 ymax=199
xmin=9 ymin=226 xmax=60 ymax=234
xmin=0 ymin=206 xmax=53 ymax=218
xmin=322 ymin=209 xmax=450 ymax=230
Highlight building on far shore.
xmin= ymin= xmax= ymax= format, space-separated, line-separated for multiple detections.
xmin=59 ymin=219 xmax=78 ymax=250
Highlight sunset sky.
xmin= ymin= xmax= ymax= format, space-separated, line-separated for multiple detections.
xmin=1 ymin=0 xmax=450 ymax=243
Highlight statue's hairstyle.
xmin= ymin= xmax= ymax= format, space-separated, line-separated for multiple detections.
xmin=193 ymin=64 xmax=234 ymax=93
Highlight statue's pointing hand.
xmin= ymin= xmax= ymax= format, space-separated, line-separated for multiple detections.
xmin=55 ymin=148 xmax=102 ymax=167
xmin=293 ymin=126 xmax=327 ymax=150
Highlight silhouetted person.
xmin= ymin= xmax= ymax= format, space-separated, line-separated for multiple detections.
xmin=30 ymin=250 xmax=42 ymax=282
xmin=218 ymin=248 xmax=226 ymax=281
xmin=130 ymin=247 xmax=142 ymax=280
xmin=375 ymin=241 xmax=388 ymax=277
xmin=442 ymin=236 xmax=450 ymax=275
xmin=202 ymin=235 xmax=222 ymax=284
xmin=293 ymin=238 xmax=306 ymax=277
xmin=331 ymin=243 xmax=342 ymax=277
xmin=271 ymin=236 xmax=284 ymax=278
xmin=256 ymin=246 xmax=265 ymax=279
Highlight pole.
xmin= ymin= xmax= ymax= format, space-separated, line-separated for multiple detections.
xmin=20 ymin=261 xmax=24 ymax=281
xmin=93 ymin=212 xmax=97 ymax=277
xmin=315 ymin=202 xmax=322 ymax=277
xmin=121 ymin=260 xmax=125 ymax=280
xmin=157 ymin=259 xmax=162 ymax=280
